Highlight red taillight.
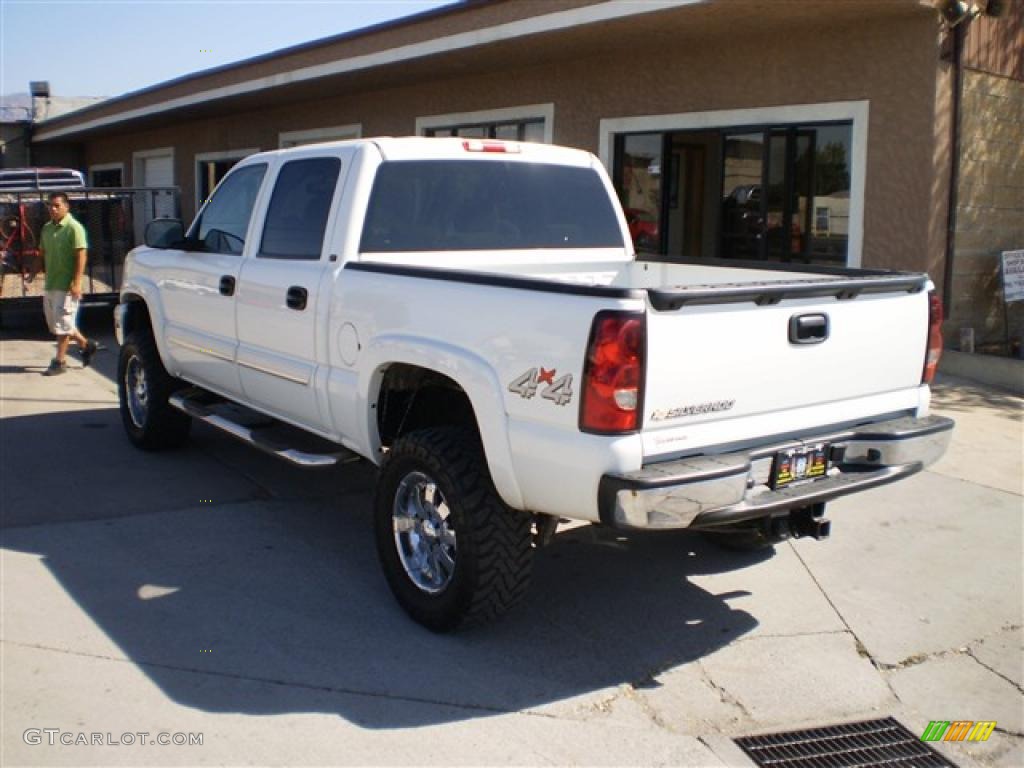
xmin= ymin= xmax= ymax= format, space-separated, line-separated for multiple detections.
xmin=462 ymin=139 xmax=520 ymax=153
xmin=923 ymin=291 xmax=944 ymax=384
xmin=580 ymin=311 xmax=645 ymax=434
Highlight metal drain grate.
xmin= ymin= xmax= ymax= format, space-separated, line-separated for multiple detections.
xmin=734 ymin=717 xmax=959 ymax=768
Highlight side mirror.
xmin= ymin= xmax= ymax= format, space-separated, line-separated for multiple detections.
xmin=145 ymin=218 xmax=184 ymax=249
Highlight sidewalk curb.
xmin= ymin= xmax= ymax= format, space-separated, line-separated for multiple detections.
xmin=939 ymin=350 xmax=1024 ymax=395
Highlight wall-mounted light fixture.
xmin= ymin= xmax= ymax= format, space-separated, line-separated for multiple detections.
xmin=939 ymin=0 xmax=980 ymax=27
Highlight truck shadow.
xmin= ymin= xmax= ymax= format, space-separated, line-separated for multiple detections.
xmin=1 ymin=408 xmax=762 ymax=729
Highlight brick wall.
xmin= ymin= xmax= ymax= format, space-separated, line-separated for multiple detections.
xmin=949 ymin=70 xmax=1024 ymax=354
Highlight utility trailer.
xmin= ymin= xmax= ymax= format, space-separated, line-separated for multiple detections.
xmin=0 ymin=182 xmax=179 ymax=319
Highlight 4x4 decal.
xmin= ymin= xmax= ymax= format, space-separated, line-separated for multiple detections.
xmin=508 ymin=367 xmax=573 ymax=406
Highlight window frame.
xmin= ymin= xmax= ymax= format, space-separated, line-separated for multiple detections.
xmin=415 ymin=103 xmax=554 ymax=144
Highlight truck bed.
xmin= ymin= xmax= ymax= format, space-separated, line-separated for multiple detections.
xmin=353 ymin=255 xmax=927 ymax=307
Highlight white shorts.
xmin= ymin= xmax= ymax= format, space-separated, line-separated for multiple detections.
xmin=43 ymin=290 xmax=80 ymax=336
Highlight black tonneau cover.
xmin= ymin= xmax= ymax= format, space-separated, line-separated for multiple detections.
xmin=348 ymin=259 xmax=928 ymax=310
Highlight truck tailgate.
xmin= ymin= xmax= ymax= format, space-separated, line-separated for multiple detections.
xmin=642 ymin=283 xmax=930 ymax=458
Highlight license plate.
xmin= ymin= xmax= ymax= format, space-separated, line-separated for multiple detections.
xmin=771 ymin=444 xmax=829 ymax=489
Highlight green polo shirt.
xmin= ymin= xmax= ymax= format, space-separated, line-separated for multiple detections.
xmin=41 ymin=212 xmax=88 ymax=291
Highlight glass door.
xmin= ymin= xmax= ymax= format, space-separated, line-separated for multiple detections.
xmin=720 ymin=132 xmax=764 ymax=259
xmin=765 ymin=129 xmax=814 ymax=261
xmin=721 ymin=129 xmax=818 ymax=262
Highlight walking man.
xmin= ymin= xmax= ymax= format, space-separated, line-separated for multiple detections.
xmin=31 ymin=192 xmax=99 ymax=375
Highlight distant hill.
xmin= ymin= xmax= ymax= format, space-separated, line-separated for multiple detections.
xmin=0 ymin=93 xmax=107 ymax=123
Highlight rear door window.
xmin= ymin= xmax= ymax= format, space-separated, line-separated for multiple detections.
xmin=259 ymin=157 xmax=341 ymax=260
xmin=360 ymin=160 xmax=624 ymax=252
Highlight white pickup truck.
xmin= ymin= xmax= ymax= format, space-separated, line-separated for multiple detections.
xmin=115 ymin=137 xmax=953 ymax=631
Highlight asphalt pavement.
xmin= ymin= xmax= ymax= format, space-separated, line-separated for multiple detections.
xmin=1 ymin=308 xmax=1021 ymax=767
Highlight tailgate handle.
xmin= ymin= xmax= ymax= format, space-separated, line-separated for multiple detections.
xmin=789 ymin=313 xmax=829 ymax=344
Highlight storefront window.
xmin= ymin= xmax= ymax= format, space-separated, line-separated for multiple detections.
xmin=614 ymin=121 xmax=852 ymax=265
xmin=617 ymin=133 xmax=662 ymax=254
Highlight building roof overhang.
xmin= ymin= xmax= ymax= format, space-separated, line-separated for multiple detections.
xmin=34 ymin=0 xmax=934 ymax=143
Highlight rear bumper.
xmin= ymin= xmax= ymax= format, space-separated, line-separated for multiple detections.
xmin=598 ymin=415 xmax=954 ymax=530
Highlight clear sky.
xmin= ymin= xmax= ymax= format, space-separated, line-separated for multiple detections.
xmin=0 ymin=0 xmax=456 ymax=100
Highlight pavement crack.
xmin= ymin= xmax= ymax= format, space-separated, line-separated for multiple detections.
xmin=731 ymin=629 xmax=849 ymax=643
xmin=966 ymin=649 xmax=1024 ymax=695
xmin=789 ymin=544 xmax=903 ymax=703
xmin=1 ymin=639 xmax=561 ymax=720
xmin=875 ymin=645 xmax=966 ymax=672
xmin=697 ymin=661 xmax=752 ymax=722
xmin=621 ymin=684 xmax=676 ymax=733
xmin=922 ymin=468 xmax=1023 ymax=497
xmin=993 ymin=726 xmax=1024 ymax=739
xmin=572 ymin=682 xmax=675 ymax=733
xmin=578 ymin=689 xmax=622 ymax=716
xmin=876 ymin=625 xmax=1023 ymax=683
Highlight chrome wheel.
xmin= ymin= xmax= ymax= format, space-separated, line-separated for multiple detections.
xmin=124 ymin=354 xmax=149 ymax=428
xmin=392 ymin=470 xmax=457 ymax=594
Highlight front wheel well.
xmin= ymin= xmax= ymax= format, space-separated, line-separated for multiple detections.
xmin=375 ymin=364 xmax=478 ymax=449
xmin=120 ymin=295 xmax=153 ymax=340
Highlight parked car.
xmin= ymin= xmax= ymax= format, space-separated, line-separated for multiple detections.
xmin=0 ymin=167 xmax=85 ymax=191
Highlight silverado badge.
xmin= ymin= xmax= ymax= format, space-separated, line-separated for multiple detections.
xmin=650 ymin=399 xmax=736 ymax=421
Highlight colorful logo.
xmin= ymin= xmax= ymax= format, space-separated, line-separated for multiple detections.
xmin=920 ymin=721 xmax=996 ymax=742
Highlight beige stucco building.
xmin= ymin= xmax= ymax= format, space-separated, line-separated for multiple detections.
xmin=30 ymin=0 xmax=1024 ymax=351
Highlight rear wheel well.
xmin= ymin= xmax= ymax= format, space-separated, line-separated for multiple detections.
xmin=376 ymin=364 xmax=478 ymax=448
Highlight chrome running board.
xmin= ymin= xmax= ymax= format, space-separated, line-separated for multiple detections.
xmin=169 ymin=388 xmax=360 ymax=468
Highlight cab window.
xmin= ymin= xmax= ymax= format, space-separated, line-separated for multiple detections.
xmin=189 ymin=163 xmax=267 ymax=255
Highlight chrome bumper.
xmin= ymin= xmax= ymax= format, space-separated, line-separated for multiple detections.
xmin=598 ymin=415 xmax=954 ymax=530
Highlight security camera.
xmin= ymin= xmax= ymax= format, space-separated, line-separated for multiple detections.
xmin=940 ymin=0 xmax=980 ymax=27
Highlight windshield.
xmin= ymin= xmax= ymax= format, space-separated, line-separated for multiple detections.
xmin=360 ymin=160 xmax=624 ymax=252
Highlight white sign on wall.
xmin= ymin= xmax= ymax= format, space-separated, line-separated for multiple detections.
xmin=1001 ymin=250 xmax=1024 ymax=303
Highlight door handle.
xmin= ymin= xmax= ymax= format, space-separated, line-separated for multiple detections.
xmin=219 ymin=275 xmax=235 ymax=296
xmin=789 ymin=313 xmax=829 ymax=345
xmin=286 ymin=285 xmax=308 ymax=311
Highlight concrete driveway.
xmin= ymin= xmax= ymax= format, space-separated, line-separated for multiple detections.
xmin=1 ymin=310 xmax=1021 ymax=767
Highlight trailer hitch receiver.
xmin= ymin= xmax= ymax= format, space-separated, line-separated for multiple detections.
xmin=789 ymin=504 xmax=831 ymax=540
